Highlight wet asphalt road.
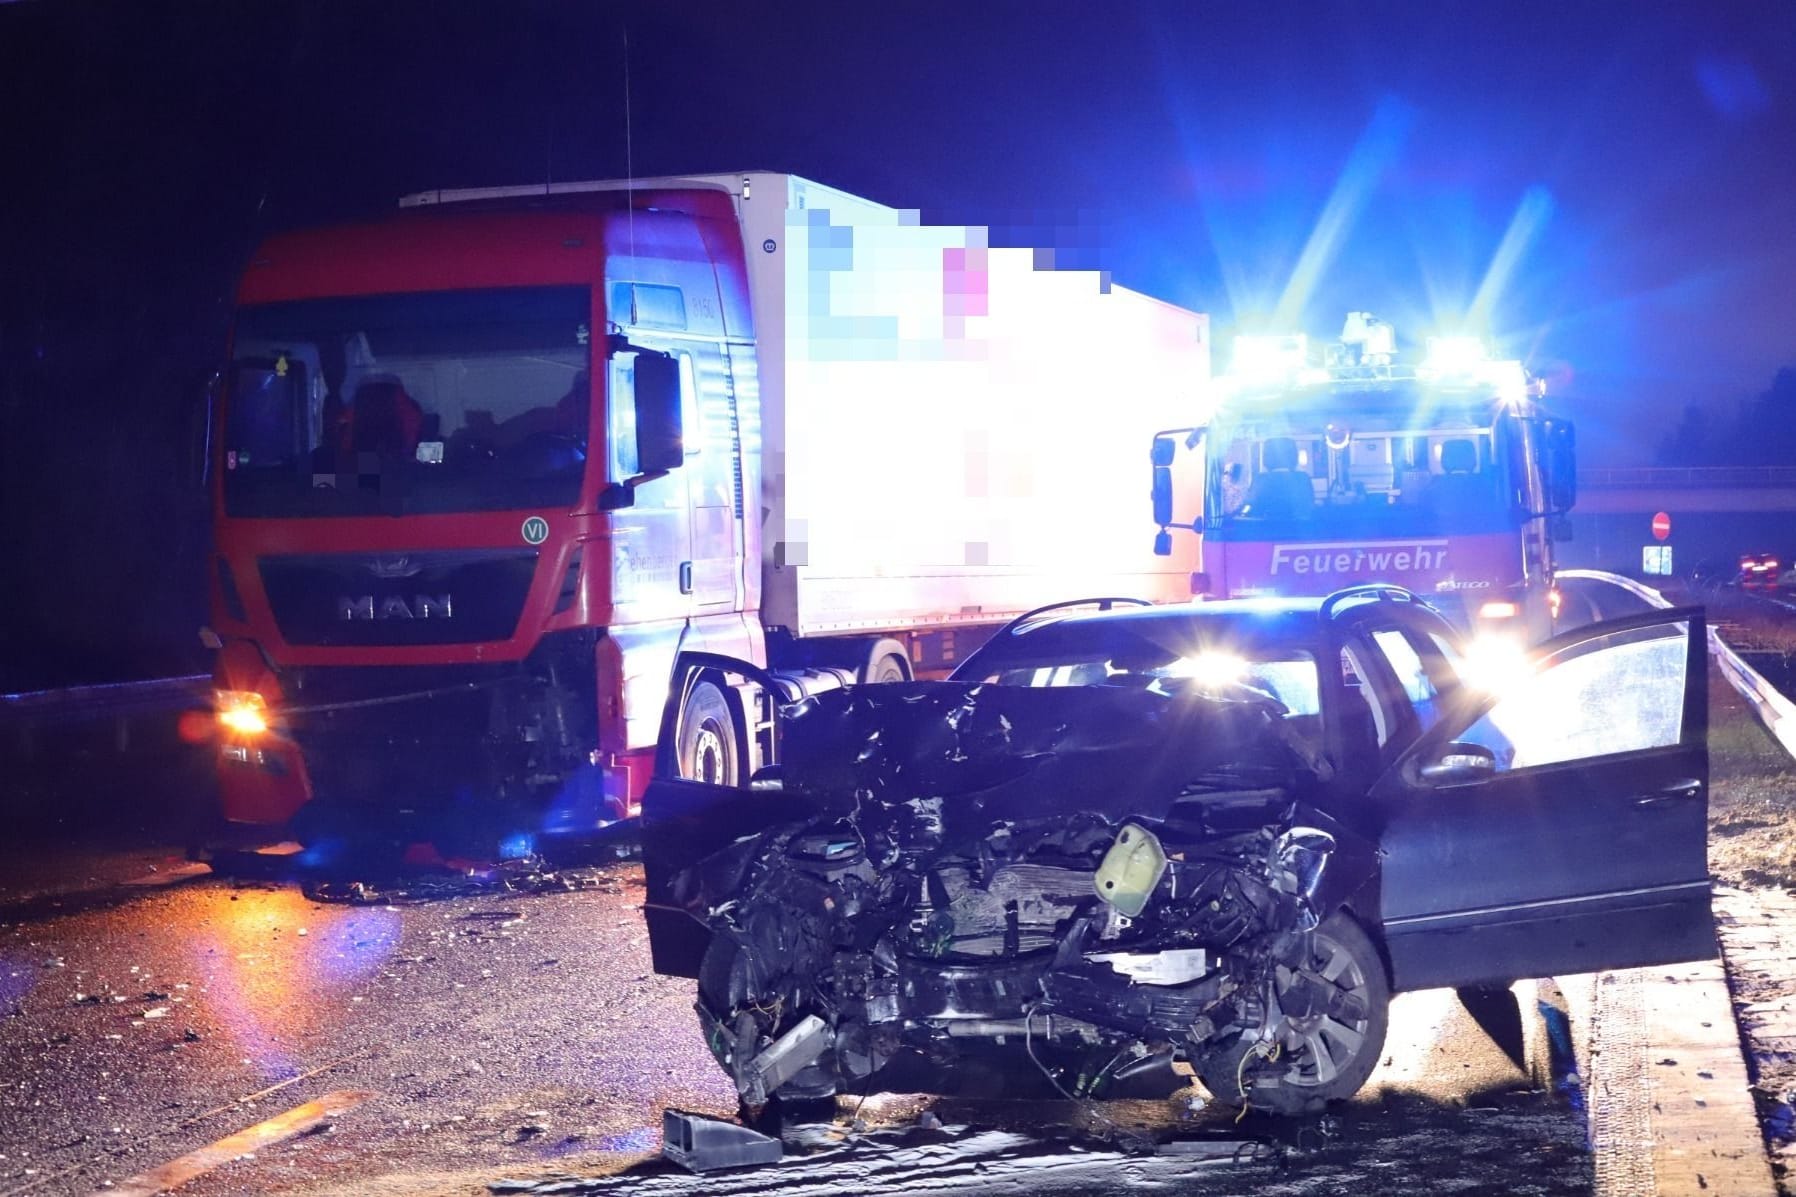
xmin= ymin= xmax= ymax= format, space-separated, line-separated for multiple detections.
xmin=0 ymin=838 xmax=1594 ymax=1197
xmin=0 ymin=849 xmax=731 ymax=1196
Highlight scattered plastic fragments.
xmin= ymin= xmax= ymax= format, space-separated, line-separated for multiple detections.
xmin=661 ymin=1109 xmax=783 ymax=1172
xmin=302 ymin=856 xmax=624 ymax=905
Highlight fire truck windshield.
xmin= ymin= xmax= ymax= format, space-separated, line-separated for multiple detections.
xmin=222 ymin=286 xmax=593 ymax=517
xmin=1207 ymin=396 xmax=1525 ymax=540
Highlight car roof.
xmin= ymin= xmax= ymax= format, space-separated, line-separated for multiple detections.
xmin=962 ymin=598 xmax=1329 ymax=669
xmin=955 ymin=591 xmax=1454 ymax=676
xmin=1036 ymin=598 xmax=1321 ymax=634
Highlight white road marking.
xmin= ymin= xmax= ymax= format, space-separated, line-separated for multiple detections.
xmin=92 ymin=1090 xmax=373 ymax=1197
xmin=122 ymin=862 xmax=212 ymax=888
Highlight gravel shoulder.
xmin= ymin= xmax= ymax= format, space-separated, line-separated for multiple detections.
xmin=1709 ymin=665 xmax=1796 ymax=1195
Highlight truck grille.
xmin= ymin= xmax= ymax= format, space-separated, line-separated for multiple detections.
xmin=277 ymin=635 xmax=599 ymax=810
xmin=259 ymin=550 xmax=537 ymax=647
xmin=280 ymin=664 xmax=527 ymax=808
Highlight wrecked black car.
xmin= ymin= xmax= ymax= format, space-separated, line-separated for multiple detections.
xmin=643 ymin=587 xmax=1715 ymax=1116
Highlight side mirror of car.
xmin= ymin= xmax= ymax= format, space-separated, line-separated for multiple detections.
xmin=1417 ymin=741 xmax=1498 ymax=786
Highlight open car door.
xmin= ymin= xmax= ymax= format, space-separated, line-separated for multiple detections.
xmin=639 ymin=653 xmax=821 ymax=979
xmin=1372 ymin=607 xmax=1712 ymax=992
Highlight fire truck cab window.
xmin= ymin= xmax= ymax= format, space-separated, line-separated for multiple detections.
xmin=1209 ymin=399 xmax=1512 ymax=538
xmin=1242 ymin=436 xmax=1317 ymax=519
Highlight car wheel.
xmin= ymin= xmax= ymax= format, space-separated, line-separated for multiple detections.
xmin=1199 ymin=910 xmax=1389 ymax=1115
xmin=677 ymin=680 xmax=739 ymax=787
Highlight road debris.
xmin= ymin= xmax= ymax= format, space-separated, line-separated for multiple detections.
xmin=300 ymin=855 xmax=625 ymax=905
xmin=662 ymin=1109 xmax=783 ymax=1172
xmin=492 ymin=1115 xmax=1271 ymax=1194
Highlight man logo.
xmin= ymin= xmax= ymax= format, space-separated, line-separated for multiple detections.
xmin=337 ymin=595 xmax=453 ymax=620
xmin=521 ymin=516 xmax=550 ymax=545
xmin=366 ymin=555 xmax=423 ymax=579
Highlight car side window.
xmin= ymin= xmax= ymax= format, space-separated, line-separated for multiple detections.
xmin=1339 ymin=643 xmax=1391 ymax=747
xmin=1370 ymin=628 xmax=1444 ymax=732
xmin=1425 ymin=631 xmax=1465 ymax=683
xmin=1456 ymin=621 xmax=1690 ymax=771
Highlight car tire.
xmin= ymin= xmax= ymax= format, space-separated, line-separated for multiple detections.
xmin=677 ymin=680 xmax=739 ymax=787
xmin=1199 ymin=910 xmax=1389 ymax=1115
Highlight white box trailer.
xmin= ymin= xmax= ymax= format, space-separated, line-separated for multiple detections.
xmin=737 ymin=172 xmax=1210 ymax=636
xmin=405 ymin=171 xmax=1211 ymax=637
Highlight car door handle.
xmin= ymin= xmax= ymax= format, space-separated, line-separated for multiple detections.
xmin=1636 ymin=779 xmax=1704 ymax=807
xmin=679 ymin=561 xmax=694 ymax=594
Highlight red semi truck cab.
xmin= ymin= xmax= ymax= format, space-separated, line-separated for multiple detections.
xmin=211 ymin=191 xmax=753 ymax=839
xmin=208 ymin=174 xmax=1211 ymax=849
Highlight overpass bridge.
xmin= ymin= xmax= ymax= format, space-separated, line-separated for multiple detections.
xmin=1565 ymin=466 xmax=1796 ymax=575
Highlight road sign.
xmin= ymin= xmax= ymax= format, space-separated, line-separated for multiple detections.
xmin=1652 ymin=511 xmax=1671 ymax=541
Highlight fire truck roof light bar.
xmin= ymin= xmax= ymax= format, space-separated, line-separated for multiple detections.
xmin=1218 ymin=314 xmax=1542 ymax=405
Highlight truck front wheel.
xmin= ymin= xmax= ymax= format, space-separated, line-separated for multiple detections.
xmin=677 ymin=680 xmax=740 ymax=787
xmin=863 ymin=637 xmax=911 ymax=684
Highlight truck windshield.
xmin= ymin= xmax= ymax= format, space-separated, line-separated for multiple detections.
xmin=222 ymin=287 xmax=593 ymax=517
xmin=1206 ymin=397 xmax=1521 ymax=539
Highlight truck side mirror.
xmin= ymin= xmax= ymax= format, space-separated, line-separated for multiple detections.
xmin=632 ymin=350 xmax=683 ymax=475
xmin=1151 ymin=434 xmax=1177 ymax=469
xmin=1544 ymin=419 xmax=1576 ymax=514
xmin=192 ymin=370 xmax=222 ymax=489
xmin=1152 ymin=464 xmax=1174 ymax=528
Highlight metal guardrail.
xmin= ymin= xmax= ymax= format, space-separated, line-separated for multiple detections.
xmin=1579 ymin=466 xmax=1796 ymax=489
xmin=0 ymin=676 xmax=211 ymax=760
xmin=0 ymin=674 xmax=210 ymax=719
xmin=1561 ymin=569 xmax=1796 ymax=761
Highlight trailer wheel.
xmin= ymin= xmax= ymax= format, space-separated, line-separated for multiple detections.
xmin=863 ymin=638 xmax=911 ymax=684
xmin=677 ymin=680 xmax=740 ymax=787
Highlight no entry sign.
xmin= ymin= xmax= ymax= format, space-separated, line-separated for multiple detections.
xmin=1652 ymin=511 xmax=1671 ymax=541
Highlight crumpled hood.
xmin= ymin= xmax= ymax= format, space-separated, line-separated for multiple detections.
xmin=641 ymin=677 xmax=1324 ymax=979
xmin=773 ymin=680 xmax=1310 ymax=848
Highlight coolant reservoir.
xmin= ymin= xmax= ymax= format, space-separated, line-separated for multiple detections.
xmin=1093 ymin=822 xmax=1168 ymax=918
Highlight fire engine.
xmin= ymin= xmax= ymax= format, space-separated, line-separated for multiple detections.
xmin=1151 ymin=313 xmax=1576 ymax=646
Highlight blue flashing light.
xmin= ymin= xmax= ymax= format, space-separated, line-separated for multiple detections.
xmin=297 ymin=839 xmax=342 ymax=870
xmin=1231 ymin=333 xmax=1309 ymax=379
xmin=1421 ymin=335 xmax=1491 ymax=375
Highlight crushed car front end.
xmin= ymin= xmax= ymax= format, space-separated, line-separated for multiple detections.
xmin=643 ymin=672 xmax=1384 ymax=1117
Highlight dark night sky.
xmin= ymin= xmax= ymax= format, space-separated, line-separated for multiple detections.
xmin=1 ymin=0 xmax=1792 ymax=687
